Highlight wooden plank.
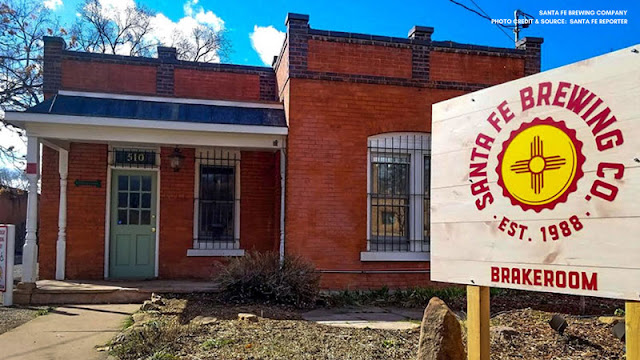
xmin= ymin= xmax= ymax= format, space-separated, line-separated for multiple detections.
xmin=430 ymin=44 xmax=640 ymax=300
xmin=628 ymin=301 xmax=640 ymax=360
xmin=467 ymin=285 xmax=490 ymax=360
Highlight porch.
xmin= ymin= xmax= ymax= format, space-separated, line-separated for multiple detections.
xmin=14 ymin=279 xmax=220 ymax=305
xmin=4 ymin=91 xmax=287 ymax=289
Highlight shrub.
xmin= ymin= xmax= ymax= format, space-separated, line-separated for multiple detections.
xmin=109 ymin=319 xmax=192 ymax=360
xmin=215 ymin=251 xmax=320 ymax=308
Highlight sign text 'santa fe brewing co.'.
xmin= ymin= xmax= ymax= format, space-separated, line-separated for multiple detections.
xmin=430 ymin=45 xmax=640 ymax=300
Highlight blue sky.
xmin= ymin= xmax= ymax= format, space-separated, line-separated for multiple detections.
xmin=1 ymin=0 xmax=637 ymax=166
xmin=45 ymin=0 xmax=638 ymax=70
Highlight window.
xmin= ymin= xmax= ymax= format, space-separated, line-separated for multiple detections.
xmin=365 ymin=133 xmax=430 ymax=259
xmin=191 ymin=149 xmax=241 ymax=254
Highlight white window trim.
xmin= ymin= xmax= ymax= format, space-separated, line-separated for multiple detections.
xmin=362 ymin=132 xmax=431 ymax=261
xmin=191 ymin=147 xmax=242 ymax=256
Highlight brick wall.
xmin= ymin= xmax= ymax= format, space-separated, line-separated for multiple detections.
xmin=38 ymin=146 xmax=59 ymax=279
xmin=240 ymin=151 xmax=280 ymax=253
xmin=65 ymin=143 xmax=108 ymax=279
xmin=307 ymin=40 xmax=412 ymax=78
xmin=285 ymin=79 xmax=464 ymax=288
xmin=61 ymin=60 xmax=157 ymax=95
xmin=430 ymin=51 xmax=525 ymax=84
xmin=174 ymin=69 xmax=261 ymax=101
xmin=158 ymin=147 xmax=280 ymax=279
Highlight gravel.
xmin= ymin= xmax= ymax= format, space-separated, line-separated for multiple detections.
xmin=109 ymin=294 xmax=627 ymax=360
xmin=0 ymin=306 xmax=50 ymax=335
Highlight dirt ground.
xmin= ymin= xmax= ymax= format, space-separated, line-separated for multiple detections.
xmin=0 ymin=305 xmax=51 ymax=334
xmin=109 ymin=291 xmax=627 ymax=360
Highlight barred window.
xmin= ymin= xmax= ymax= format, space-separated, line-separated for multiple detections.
xmin=193 ymin=149 xmax=240 ymax=250
xmin=368 ymin=133 xmax=430 ymax=253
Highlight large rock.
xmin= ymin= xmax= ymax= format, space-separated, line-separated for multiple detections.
xmin=417 ymin=297 xmax=466 ymax=360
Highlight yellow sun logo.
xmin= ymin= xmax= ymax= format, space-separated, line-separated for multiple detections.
xmin=496 ymin=117 xmax=585 ymax=212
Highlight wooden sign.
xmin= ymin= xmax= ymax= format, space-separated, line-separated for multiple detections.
xmin=431 ymin=45 xmax=640 ymax=301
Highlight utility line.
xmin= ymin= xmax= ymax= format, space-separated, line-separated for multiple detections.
xmin=448 ymin=0 xmax=515 ymax=43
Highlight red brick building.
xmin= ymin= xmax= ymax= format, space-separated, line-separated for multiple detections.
xmin=5 ymin=13 xmax=542 ymax=289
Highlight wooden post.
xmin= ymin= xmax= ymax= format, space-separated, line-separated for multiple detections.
xmin=467 ymin=285 xmax=490 ymax=360
xmin=627 ymin=301 xmax=640 ymax=359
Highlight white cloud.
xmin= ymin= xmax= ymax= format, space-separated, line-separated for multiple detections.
xmin=89 ymin=0 xmax=225 ymax=61
xmin=250 ymin=25 xmax=285 ymax=66
xmin=43 ymin=0 xmax=63 ymax=10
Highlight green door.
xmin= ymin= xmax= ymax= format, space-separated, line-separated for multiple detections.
xmin=110 ymin=170 xmax=157 ymax=279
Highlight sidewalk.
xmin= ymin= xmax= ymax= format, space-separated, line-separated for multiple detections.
xmin=0 ymin=304 xmax=139 ymax=360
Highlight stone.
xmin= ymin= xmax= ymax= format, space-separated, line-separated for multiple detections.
xmin=191 ymin=315 xmax=218 ymax=326
xmin=140 ymin=300 xmax=159 ymax=312
xmin=238 ymin=313 xmax=258 ymax=322
xmin=417 ymin=297 xmax=466 ymax=360
xmin=491 ymin=326 xmax=519 ymax=342
xmin=598 ymin=316 xmax=625 ymax=325
xmin=150 ymin=293 xmax=165 ymax=305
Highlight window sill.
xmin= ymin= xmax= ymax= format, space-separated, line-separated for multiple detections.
xmin=360 ymin=251 xmax=430 ymax=262
xmin=187 ymin=249 xmax=245 ymax=257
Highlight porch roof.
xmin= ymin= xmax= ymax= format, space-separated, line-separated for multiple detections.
xmin=27 ymin=92 xmax=287 ymax=127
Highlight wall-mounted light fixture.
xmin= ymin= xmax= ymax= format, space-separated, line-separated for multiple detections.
xmin=169 ymin=147 xmax=185 ymax=172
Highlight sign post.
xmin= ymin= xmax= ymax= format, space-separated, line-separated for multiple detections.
xmin=467 ymin=285 xmax=490 ymax=360
xmin=430 ymin=44 xmax=640 ymax=359
xmin=0 ymin=224 xmax=15 ymax=306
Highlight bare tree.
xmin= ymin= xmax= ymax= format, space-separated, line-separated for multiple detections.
xmin=69 ymin=0 xmax=155 ymax=57
xmin=70 ymin=0 xmax=230 ymax=62
xmin=0 ymin=0 xmax=61 ymax=169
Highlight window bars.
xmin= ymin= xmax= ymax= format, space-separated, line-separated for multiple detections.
xmin=368 ymin=133 xmax=431 ymax=252
xmin=194 ymin=149 xmax=240 ymax=250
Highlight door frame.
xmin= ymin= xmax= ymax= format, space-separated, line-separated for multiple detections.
xmin=104 ymin=145 xmax=161 ymax=279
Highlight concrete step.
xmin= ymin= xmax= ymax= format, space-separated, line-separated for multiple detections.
xmin=14 ymin=280 xmax=220 ymax=305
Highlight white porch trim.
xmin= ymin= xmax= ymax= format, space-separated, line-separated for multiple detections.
xmin=55 ymin=149 xmax=68 ymax=280
xmin=6 ymin=112 xmax=288 ymax=136
xmin=360 ymin=251 xmax=430 ymax=262
xmin=22 ymin=135 xmax=40 ymax=284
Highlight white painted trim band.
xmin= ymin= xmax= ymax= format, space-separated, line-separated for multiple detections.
xmin=187 ymin=249 xmax=246 ymax=257
xmin=360 ymin=251 xmax=430 ymax=262
xmin=58 ymin=90 xmax=284 ymax=110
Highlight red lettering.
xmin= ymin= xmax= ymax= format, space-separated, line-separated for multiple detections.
xmin=596 ymin=129 xmax=624 ymax=151
xmin=582 ymin=272 xmax=598 ymax=291
xmin=533 ymin=269 xmax=542 ymax=286
xmin=537 ymin=82 xmax=552 ymax=106
xmin=475 ymin=133 xmax=495 ymax=151
xmin=590 ymin=180 xmax=618 ymax=202
xmin=520 ymin=86 xmax=534 ymax=111
xmin=569 ymin=271 xmax=580 ymax=289
xmin=498 ymin=217 xmax=509 ymax=232
xmin=522 ymin=269 xmax=532 ymax=285
xmin=566 ymin=86 xmax=595 ymax=115
xmin=487 ymin=112 xmax=501 ymax=132
xmin=586 ymin=107 xmax=616 ymax=135
xmin=518 ymin=224 xmax=528 ymax=240
xmin=552 ymin=81 xmax=571 ymax=107
xmin=470 ymin=147 xmax=489 ymax=161
xmin=512 ymin=268 xmax=521 ymax=284
xmin=508 ymin=222 xmax=517 ymax=236
xmin=556 ymin=271 xmax=567 ymax=288
xmin=543 ymin=270 xmax=554 ymax=287
xmin=597 ymin=162 xmax=625 ymax=180
xmin=491 ymin=267 xmax=500 ymax=282
xmin=581 ymin=98 xmax=603 ymax=121
xmin=475 ymin=192 xmax=494 ymax=211
xmin=497 ymin=100 xmax=514 ymax=123
xmin=471 ymin=179 xmax=490 ymax=196
xmin=502 ymin=267 xmax=510 ymax=283
xmin=469 ymin=162 xmax=487 ymax=178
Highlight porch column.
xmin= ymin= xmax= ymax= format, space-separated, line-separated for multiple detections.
xmin=279 ymin=148 xmax=286 ymax=262
xmin=22 ymin=135 xmax=40 ymax=284
xmin=55 ymin=149 xmax=68 ymax=280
